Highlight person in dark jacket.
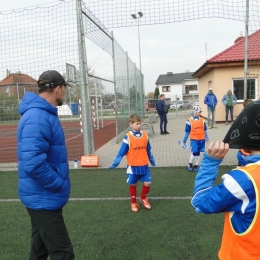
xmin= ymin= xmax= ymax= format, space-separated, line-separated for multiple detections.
xmin=156 ymin=94 xmax=169 ymax=135
xmin=17 ymin=70 xmax=75 ymax=260
xmin=204 ymin=87 xmax=218 ymax=129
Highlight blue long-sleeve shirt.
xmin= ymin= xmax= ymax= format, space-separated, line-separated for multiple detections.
xmin=191 ymin=153 xmax=260 ymax=233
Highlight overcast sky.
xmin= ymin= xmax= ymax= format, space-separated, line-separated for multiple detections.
xmin=2 ymin=0 xmax=246 ymax=94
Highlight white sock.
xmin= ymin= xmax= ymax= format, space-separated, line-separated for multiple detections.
xmin=193 ymin=155 xmax=200 ymax=166
xmin=189 ymin=154 xmax=195 ymax=164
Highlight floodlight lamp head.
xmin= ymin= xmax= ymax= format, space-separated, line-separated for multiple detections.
xmin=138 ymin=12 xmax=143 ymax=17
xmin=131 ymin=14 xmax=137 ymax=19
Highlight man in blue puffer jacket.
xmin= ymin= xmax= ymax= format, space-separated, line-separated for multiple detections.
xmin=17 ymin=70 xmax=75 ymax=259
xmin=204 ymin=87 xmax=218 ymax=129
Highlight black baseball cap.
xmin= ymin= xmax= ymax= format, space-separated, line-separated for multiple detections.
xmin=37 ymin=70 xmax=73 ymax=88
xmin=223 ymin=100 xmax=260 ymax=150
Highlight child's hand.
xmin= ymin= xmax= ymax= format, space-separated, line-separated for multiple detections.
xmin=109 ymin=163 xmax=118 ymax=169
xmin=208 ymin=141 xmax=229 ymax=159
xmin=109 ymin=155 xmax=122 ymax=169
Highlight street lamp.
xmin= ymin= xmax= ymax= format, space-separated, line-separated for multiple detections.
xmin=131 ymin=12 xmax=143 ymax=74
xmin=131 ymin=12 xmax=144 ymax=116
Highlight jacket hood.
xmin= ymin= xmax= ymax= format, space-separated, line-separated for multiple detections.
xmin=244 ymin=154 xmax=260 ymax=164
xmin=18 ymin=92 xmax=58 ymax=116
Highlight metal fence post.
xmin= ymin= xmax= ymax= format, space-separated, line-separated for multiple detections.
xmin=94 ymin=79 xmax=100 ymax=130
xmin=76 ymin=0 xmax=94 ymax=155
xmin=135 ymin=63 xmax=138 ymax=113
xmin=111 ymin=31 xmax=119 ymax=143
xmin=243 ymin=0 xmax=249 ymax=100
xmin=126 ymin=51 xmax=130 ymax=116
xmin=99 ymin=79 xmax=104 ymax=128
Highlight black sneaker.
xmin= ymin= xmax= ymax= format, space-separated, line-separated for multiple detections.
xmin=161 ymin=132 xmax=166 ymax=135
xmin=164 ymin=131 xmax=170 ymax=134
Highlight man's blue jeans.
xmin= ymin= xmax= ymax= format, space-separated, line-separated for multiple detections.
xmin=159 ymin=114 xmax=168 ymax=133
xmin=225 ymin=106 xmax=234 ymax=122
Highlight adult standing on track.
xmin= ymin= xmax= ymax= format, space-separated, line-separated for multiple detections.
xmin=17 ymin=70 xmax=75 ymax=260
xmin=221 ymin=89 xmax=237 ymax=125
xmin=156 ymin=94 xmax=170 ymax=135
xmin=204 ymin=87 xmax=218 ymax=129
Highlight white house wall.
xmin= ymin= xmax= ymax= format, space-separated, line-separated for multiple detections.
xmin=158 ymin=83 xmax=183 ymax=101
xmin=157 ymin=79 xmax=198 ymax=101
xmin=183 ymin=79 xmax=199 ymax=94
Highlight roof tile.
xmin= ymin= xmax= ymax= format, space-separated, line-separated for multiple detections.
xmin=207 ymin=29 xmax=260 ymax=63
xmin=0 ymin=73 xmax=37 ymax=85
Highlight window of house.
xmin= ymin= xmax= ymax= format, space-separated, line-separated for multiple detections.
xmin=233 ymin=78 xmax=256 ymax=101
xmin=162 ymin=86 xmax=170 ymax=92
xmin=185 ymin=85 xmax=197 ymax=94
xmin=208 ymin=81 xmax=212 ymax=89
xmin=189 ymin=85 xmax=197 ymax=90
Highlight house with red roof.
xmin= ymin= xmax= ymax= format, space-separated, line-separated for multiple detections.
xmin=193 ymin=29 xmax=260 ymax=123
xmin=0 ymin=70 xmax=37 ymax=99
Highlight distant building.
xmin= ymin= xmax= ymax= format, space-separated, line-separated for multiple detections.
xmin=193 ymin=29 xmax=260 ymax=123
xmin=0 ymin=70 xmax=37 ymax=99
xmin=155 ymin=71 xmax=199 ymax=102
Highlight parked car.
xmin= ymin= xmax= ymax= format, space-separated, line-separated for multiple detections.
xmin=164 ymin=100 xmax=172 ymax=109
xmin=170 ymin=100 xmax=190 ymax=109
xmin=192 ymin=99 xmax=199 ymax=108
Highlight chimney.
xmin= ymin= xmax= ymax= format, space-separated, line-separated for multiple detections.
xmin=6 ymin=69 xmax=10 ymax=77
xmin=167 ymin=72 xmax=173 ymax=75
xmin=16 ymin=71 xmax=21 ymax=74
xmin=234 ymin=32 xmax=244 ymax=44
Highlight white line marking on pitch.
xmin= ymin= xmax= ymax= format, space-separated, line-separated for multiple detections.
xmin=0 ymin=196 xmax=192 ymax=202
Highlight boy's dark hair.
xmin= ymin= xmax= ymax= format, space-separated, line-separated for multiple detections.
xmin=129 ymin=114 xmax=141 ymax=123
xmin=243 ymin=99 xmax=253 ymax=107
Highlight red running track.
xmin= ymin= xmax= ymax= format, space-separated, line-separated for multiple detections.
xmin=0 ymin=120 xmax=116 ymax=163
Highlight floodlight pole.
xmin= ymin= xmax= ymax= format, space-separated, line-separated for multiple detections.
xmin=131 ymin=12 xmax=144 ymax=118
xmin=243 ymin=0 xmax=249 ymax=100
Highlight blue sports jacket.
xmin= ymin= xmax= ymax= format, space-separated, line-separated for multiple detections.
xmin=191 ymin=153 xmax=260 ymax=233
xmin=17 ymin=92 xmax=71 ymax=210
xmin=204 ymin=92 xmax=218 ymax=108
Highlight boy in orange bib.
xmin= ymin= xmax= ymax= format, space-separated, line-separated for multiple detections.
xmin=110 ymin=114 xmax=156 ymax=212
xmin=183 ymin=105 xmax=209 ymax=171
xmin=192 ymin=101 xmax=260 ymax=259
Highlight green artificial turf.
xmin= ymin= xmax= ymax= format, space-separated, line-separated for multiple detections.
xmin=0 ymin=166 xmax=232 ymax=260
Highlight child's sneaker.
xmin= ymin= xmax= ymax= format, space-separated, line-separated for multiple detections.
xmin=188 ymin=163 xmax=193 ymax=171
xmin=139 ymin=198 xmax=152 ymax=210
xmin=193 ymin=165 xmax=199 ymax=172
xmin=131 ymin=203 xmax=140 ymax=213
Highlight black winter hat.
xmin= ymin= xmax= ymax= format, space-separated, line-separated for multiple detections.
xmin=223 ymin=100 xmax=260 ymax=150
